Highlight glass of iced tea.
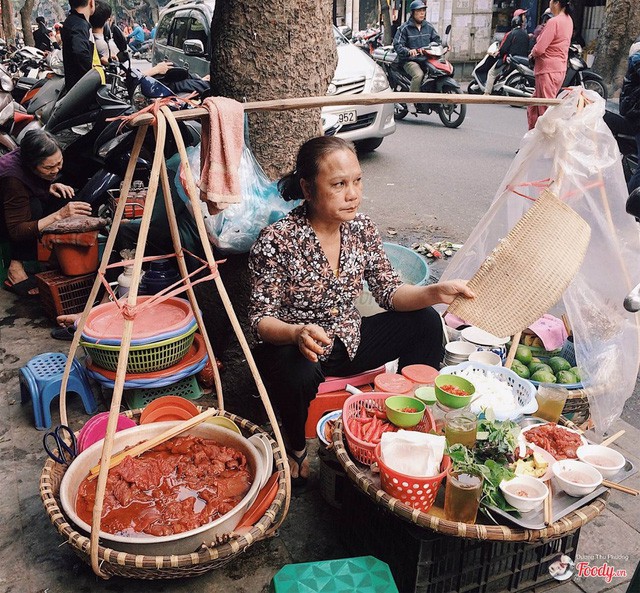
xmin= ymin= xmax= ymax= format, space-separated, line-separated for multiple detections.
xmin=444 ymin=410 xmax=477 ymax=448
xmin=444 ymin=469 xmax=484 ymax=523
xmin=535 ymin=386 xmax=569 ymax=422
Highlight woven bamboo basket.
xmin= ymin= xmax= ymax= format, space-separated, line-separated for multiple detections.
xmin=562 ymin=388 xmax=591 ymax=427
xmin=40 ymin=409 xmax=288 ymax=579
xmin=332 ymin=419 xmax=608 ymax=542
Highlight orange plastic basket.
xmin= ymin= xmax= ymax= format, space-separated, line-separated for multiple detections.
xmin=342 ymin=393 xmax=435 ymax=466
xmin=375 ymin=444 xmax=451 ymax=512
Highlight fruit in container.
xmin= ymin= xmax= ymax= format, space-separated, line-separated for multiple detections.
xmin=548 ymin=356 xmax=571 ymax=374
xmin=570 ymin=366 xmax=581 ymax=381
xmin=511 ymin=360 xmax=530 ymax=379
xmin=530 ymin=370 xmax=556 ymax=383
xmin=556 ymin=370 xmax=578 ymax=384
xmin=514 ymin=345 xmax=533 ymax=365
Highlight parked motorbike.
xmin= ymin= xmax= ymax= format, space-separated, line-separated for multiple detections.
xmin=372 ymin=26 xmax=466 ymax=128
xmin=562 ymin=44 xmax=607 ymax=99
xmin=603 ymin=107 xmax=638 ymax=187
xmin=353 ymin=27 xmax=383 ymax=56
xmin=624 ymin=189 xmax=640 ymax=311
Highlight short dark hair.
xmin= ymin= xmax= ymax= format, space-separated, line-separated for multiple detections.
xmin=20 ymin=129 xmax=61 ymax=170
xmin=277 ymin=136 xmax=357 ymax=202
xmin=69 ymin=0 xmax=91 ymax=10
xmin=36 ymin=15 xmax=46 ymax=24
xmin=89 ymin=0 xmax=112 ymax=29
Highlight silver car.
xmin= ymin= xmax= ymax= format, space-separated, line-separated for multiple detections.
xmin=152 ymin=1 xmax=395 ymax=152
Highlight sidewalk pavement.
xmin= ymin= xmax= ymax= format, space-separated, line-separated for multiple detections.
xmin=1 ymin=286 xmax=639 ymax=593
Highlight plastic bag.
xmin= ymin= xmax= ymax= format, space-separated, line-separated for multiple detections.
xmin=440 ymin=88 xmax=640 ymax=433
xmin=176 ymin=143 xmax=300 ymax=254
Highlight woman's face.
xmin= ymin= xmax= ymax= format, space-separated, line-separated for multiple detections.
xmin=549 ymin=0 xmax=561 ymax=15
xmin=302 ymin=148 xmax=362 ymax=225
xmin=34 ymin=150 xmax=63 ymax=181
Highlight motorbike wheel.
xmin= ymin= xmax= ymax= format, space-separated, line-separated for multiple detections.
xmin=438 ymin=87 xmax=466 ymax=128
xmin=394 ymin=102 xmax=409 ymax=120
xmin=505 ymin=73 xmax=533 ymax=107
xmin=467 ymin=80 xmax=481 ymax=95
xmin=581 ymin=76 xmax=608 ymax=100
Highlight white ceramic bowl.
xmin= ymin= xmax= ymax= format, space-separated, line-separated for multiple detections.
xmin=445 ymin=341 xmax=477 ymax=356
xmin=576 ymin=445 xmax=625 ymax=479
xmin=468 ymin=350 xmax=502 ymax=366
xmin=552 ymin=459 xmax=602 ymax=497
xmin=499 ymin=475 xmax=548 ymax=512
xmin=60 ymin=422 xmax=264 ymax=555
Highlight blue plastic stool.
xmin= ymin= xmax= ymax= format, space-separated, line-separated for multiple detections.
xmin=19 ymin=353 xmax=97 ymax=430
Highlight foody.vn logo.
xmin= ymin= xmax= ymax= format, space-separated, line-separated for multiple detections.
xmin=575 ymin=562 xmax=627 ymax=583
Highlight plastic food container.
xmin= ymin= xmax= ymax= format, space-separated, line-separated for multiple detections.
xmin=374 ymin=373 xmax=413 ymax=394
xmin=401 ymin=364 xmax=439 ymax=387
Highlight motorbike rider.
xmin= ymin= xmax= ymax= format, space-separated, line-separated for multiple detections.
xmin=393 ymin=0 xmax=442 ymax=114
xmin=620 ymin=44 xmax=640 ymax=192
xmin=61 ymin=0 xmax=104 ymax=91
xmin=485 ymin=10 xmax=531 ymax=95
xmin=126 ymin=22 xmax=145 ymax=53
xmin=33 ymin=16 xmax=53 ymax=52
xmin=89 ymin=0 xmax=113 ymax=65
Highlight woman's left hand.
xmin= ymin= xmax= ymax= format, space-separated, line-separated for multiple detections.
xmin=50 ymin=183 xmax=75 ymax=199
xmin=433 ymin=280 xmax=475 ymax=305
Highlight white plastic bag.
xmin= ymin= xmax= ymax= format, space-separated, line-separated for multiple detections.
xmin=440 ymin=88 xmax=640 ymax=433
xmin=176 ymin=143 xmax=300 ymax=254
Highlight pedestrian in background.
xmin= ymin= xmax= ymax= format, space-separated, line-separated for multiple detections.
xmin=527 ymin=0 xmax=573 ymax=130
xmin=33 ymin=16 xmax=52 ymax=51
xmin=620 ymin=44 xmax=640 ymax=192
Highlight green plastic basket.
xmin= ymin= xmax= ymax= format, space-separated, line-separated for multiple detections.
xmin=125 ymin=375 xmax=203 ymax=409
xmin=81 ymin=325 xmax=197 ymax=373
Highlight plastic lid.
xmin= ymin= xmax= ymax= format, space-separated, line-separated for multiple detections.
xmin=414 ymin=385 xmax=437 ymax=405
xmin=82 ymin=296 xmax=194 ymax=341
xmin=401 ymin=364 xmax=439 ymax=385
xmin=374 ymin=373 xmax=413 ymax=394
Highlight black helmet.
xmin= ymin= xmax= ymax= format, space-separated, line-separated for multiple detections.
xmin=410 ymin=0 xmax=427 ymax=11
xmin=541 ymin=8 xmax=552 ymax=24
xmin=511 ymin=15 xmax=524 ymax=28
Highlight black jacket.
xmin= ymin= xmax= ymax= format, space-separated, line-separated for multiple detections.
xmin=499 ymin=27 xmax=531 ymax=61
xmin=33 ymin=25 xmax=52 ymax=52
xmin=61 ymin=10 xmax=94 ymax=90
xmin=393 ymin=18 xmax=441 ymax=64
xmin=621 ymin=51 xmax=640 ymax=127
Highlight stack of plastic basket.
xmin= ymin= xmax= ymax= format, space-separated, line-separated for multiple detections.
xmin=81 ymin=296 xmax=208 ymax=389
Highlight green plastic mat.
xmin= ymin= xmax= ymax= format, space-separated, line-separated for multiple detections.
xmin=272 ymin=556 xmax=398 ymax=593
xmin=125 ymin=375 xmax=203 ymax=410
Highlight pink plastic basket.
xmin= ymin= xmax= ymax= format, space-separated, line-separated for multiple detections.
xmin=375 ymin=444 xmax=451 ymax=512
xmin=342 ymin=392 xmax=435 ymax=466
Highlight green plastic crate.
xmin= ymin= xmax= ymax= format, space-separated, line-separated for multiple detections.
xmin=125 ymin=375 xmax=203 ymax=410
xmin=272 ymin=556 xmax=398 ymax=593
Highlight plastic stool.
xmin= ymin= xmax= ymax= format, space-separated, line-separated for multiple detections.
xmin=19 ymin=352 xmax=97 ymax=430
xmin=304 ymin=366 xmax=384 ymax=438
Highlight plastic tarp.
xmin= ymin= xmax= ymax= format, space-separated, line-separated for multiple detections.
xmin=440 ymin=88 xmax=640 ymax=433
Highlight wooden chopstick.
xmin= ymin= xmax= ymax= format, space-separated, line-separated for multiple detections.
xmin=544 ymin=481 xmax=553 ymax=526
xmin=602 ymin=479 xmax=640 ymax=496
xmin=600 ymin=430 xmax=625 ymax=448
xmin=88 ymin=408 xmax=217 ymax=479
xmin=561 ymin=314 xmax=572 ymax=336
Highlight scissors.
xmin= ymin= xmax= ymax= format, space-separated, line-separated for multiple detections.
xmin=43 ymin=425 xmax=78 ymax=466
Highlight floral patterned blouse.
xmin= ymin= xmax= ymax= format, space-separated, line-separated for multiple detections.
xmin=248 ymin=204 xmax=402 ymax=360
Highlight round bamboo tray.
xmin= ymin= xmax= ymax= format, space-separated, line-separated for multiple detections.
xmin=332 ymin=419 xmax=608 ymax=542
xmin=40 ymin=409 xmax=287 ymax=579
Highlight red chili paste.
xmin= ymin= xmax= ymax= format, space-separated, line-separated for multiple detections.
xmin=76 ymin=435 xmax=252 ymax=537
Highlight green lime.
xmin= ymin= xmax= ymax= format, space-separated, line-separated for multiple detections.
xmin=515 ymin=345 xmax=533 ymax=365
xmin=531 ymin=357 xmax=541 ymax=364
xmin=557 ymin=370 xmax=578 ymax=384
xmin=531 ymin=370 xmax=557 ymax=383
xmin=529 ymin=362 xmax=553 ymax=375
xmin=570 ymin=366 xmax=581 ymax=382
xmin=511 ymin=360 xmax=530 ymax=379
xmin=548 ymin=356 xmax=571 ymax=374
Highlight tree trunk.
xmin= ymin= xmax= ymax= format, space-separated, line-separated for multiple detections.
xmin=51 ymin=0 xmax=66 ymax=23
xmin=209 ymin=0 xmax=337 ymax=178
xmin=592 ymin=0 xmax=640 ymax=94
xmin=1 ymin=0 xmax=16 ymax=45
xmin=381 ymin=0 xmax=392 ymax=45
xmin=21 ymin=0 xmax=36 ymax=47
xmin=147 ymin=0 xmax=160 ymax=26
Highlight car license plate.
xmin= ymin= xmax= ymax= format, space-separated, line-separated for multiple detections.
xmin=336 ymin=110 xmax=357 ymax=125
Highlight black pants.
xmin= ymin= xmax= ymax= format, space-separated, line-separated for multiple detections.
xmin=253 ymin=308 xmax=443 ymax=451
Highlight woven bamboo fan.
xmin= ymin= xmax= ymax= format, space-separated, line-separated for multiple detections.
xmin=447 ymin=189 xmax=590 ymax=338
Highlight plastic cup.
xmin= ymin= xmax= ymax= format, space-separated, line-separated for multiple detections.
xmin=444 ymin=469 xmax=483 ymax=523
xmin=444 ymin=409 xmax=477 ymax=448
xmin=535 ymin=386 xmax=569 ymax=422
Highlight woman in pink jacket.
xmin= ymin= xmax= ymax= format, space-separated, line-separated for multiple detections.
xmin=527 ymin=0 xmax=574 ymax=129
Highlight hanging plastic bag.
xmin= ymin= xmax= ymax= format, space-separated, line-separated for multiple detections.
xmin=176 ymin=143 xmax=300 ymax=254
xmin=440 ymin=88 xmax=640 ymax=433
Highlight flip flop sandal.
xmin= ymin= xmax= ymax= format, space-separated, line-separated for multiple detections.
xmin=288 ymin=448 xmax=309 ymax=488
xmin=3 ymin=276 xmax=39 ymax=298
xmin=50 ymin=325 xmax=76 ymax=341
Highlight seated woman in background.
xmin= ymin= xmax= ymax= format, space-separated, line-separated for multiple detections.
xmin=0 ymin=130 xmax=91 ymax=296
xmin=248 ymin=136 xmax=474 ymax=485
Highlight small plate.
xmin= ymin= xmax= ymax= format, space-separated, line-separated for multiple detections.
xmin=520 ymin=423 xmax=588 ymax=459
xmin=317 ymin=410 xmax=342 ymax=446
xmin=248 ymin=434 xmax=273 ymax=489
xmin=204 ymin=416 xmax=242 ymax=434
xmin=140 ymin=395 xmax=199 ymax=424
xmin=235 ymin=472 xmax=279 ymax=530
xmin=461 ymin=326 xmax=509 ymax=346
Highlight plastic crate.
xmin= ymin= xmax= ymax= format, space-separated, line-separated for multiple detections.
xmin=339 ymin=484 xmax=581 ymax=593
xmin=125 ymin=375 xmax=203 ymax=409
xmin=35 ymin=270 xmax=95 ymax=320
xmin=272 ymin=555 xmax=399 ymax=593
xmin=107 ymin=188 xmax=146 ymax=219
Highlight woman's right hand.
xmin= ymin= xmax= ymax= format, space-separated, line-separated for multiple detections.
xmin=295 ymin=324 xmax=331 ymax=362
xmin=56 ymin=201 xmax=92 ymax=220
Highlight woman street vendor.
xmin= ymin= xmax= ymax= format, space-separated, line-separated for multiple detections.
xmin=0 ymin=130 xmax=91 ymax=296
xmin=249 ymin=136 xmax=474 ymax=484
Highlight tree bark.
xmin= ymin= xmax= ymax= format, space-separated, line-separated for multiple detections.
xmin=592 ymin=0 xmax=640 ymax=94
xmin=21 ymin=0 xmax=36 ymax=47
xmin=1 ymin=0 xmax=16 ymax=45
xmin=209 ymin=0 xmax=336 ymax=178
xmin=381 ymin=0 xmax=392 ymax=45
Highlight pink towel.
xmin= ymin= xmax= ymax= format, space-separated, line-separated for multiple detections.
xmin=199 ymin=97 xmax=244 ymax=211
xmin=528 ymin=314 xmax=568 ymax=351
